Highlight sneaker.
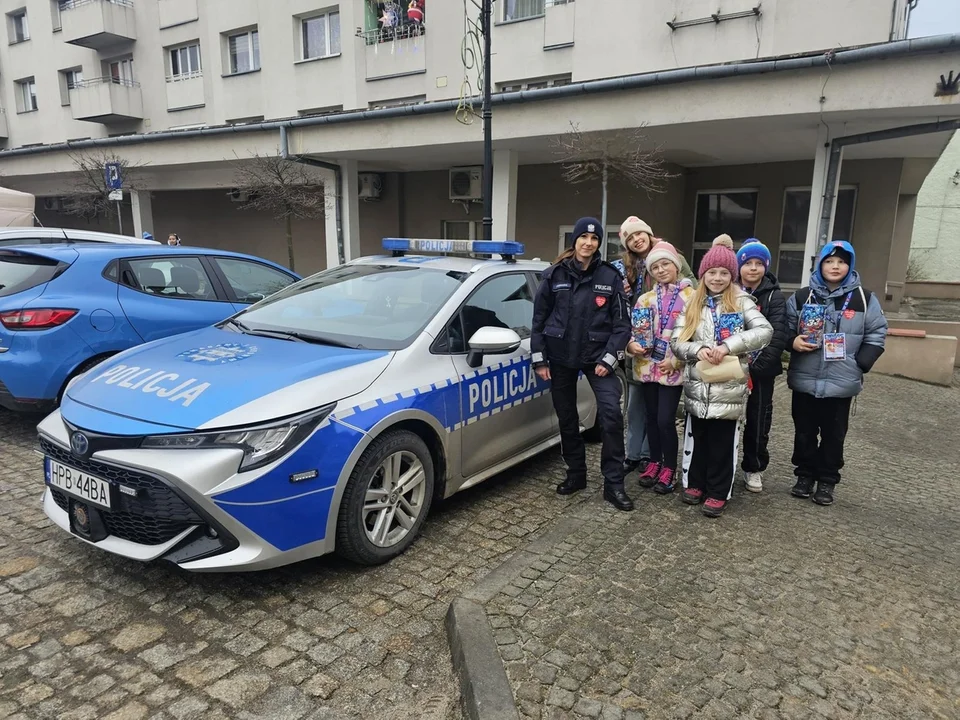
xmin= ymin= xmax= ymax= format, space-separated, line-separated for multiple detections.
xmin=652 ymin=466 xmax=677 ymax=495
xmin=791 ymin=476 xmax=815 ymax=499
xmin=745 ymin=471 xmax=763 ymax=493
xmin=637 ymin=462 xmax=661 ymax=489
xmin=813 ymin=482 xmax=835 ymax=506
xmin=681 ymin=488 xmax=704 ymax=505
xmin=702 ymin=498 xmax=727 ymax=518
xmin=623 ymin=458 xmax=650 ymax=474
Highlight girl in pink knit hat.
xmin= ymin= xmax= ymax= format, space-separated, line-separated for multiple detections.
xmin=625 ymin=241 xmax=695 ymax=495
xmin=670 ymin=237 xmax=773 ymax=518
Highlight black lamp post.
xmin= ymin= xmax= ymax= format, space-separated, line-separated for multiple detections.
xmin=481 ymin=0 xmax=493 ymax=241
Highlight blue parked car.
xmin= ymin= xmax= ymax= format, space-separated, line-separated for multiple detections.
xmin=0 ymin=244 xmax=299 ymax=412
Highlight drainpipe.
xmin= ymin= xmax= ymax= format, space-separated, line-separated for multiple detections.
xmin=816 ymin=118 xmax=960 ymax=251
xmin=0 ymin=33 xmax=957 ymax=161
xmin=279 ymin=125 xmax=345 ymax=266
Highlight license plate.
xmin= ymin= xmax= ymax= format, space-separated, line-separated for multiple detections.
xmin=45 ymin=458 xmax=112 ymax=510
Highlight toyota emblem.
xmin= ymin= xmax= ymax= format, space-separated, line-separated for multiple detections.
xmin=70 ymin=432 xmax=90 ymax=458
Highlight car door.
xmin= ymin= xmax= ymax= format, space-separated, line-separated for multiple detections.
xmin=117 ymin=255 xmax=237 ymax=342
xmin=205 ymin=256 xmax=298 ymax=311
xmin=443 ymin=272 xmax=555 ymax=479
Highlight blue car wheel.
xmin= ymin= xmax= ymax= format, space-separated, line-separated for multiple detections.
xmin=335 ymin=430 xmax=435 ymax=565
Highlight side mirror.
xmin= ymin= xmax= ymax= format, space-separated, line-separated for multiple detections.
xmin=466 ymin=326 xmax=522 ymax=368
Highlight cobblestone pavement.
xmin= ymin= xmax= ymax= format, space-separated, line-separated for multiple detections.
xmin=485 ymin=374 xmax=960 ymax=719
xmin=0 ymin=407 xmax=586 ymax=720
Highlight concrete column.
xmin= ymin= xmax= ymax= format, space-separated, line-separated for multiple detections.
xmin=492 ymin=149 xmax=519 ymax=241
xmin=884 ymin=194 xmax=918 ymax=311
xmin=801 ymin=125 xmax=832 ymax=287
xmin=341 ymin=159 xmax=361 ymax=263
xmin=322 ymin=160 xmax=361 ymax=269
xmin=130 ymin=190 xmax=154 ymax=240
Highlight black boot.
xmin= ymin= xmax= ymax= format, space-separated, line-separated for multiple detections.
xmin=603 ymin=485 xmax=634 ymax=511
xmin=813 ymin=482 xmax=835 ymax=506
xmin=623 ymin=458 xmax=649 ymax=474
xmin=791 ymin=476 xmax=815 ymax=499
xmin=556 ymin=476 xmax=587 ymax=495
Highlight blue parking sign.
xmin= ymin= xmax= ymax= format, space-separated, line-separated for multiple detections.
xmin=104 ymin=162 xmax=123 ymax=190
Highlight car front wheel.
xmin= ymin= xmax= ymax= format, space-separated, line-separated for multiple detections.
xmin=335 ymin=430 xmax=435 ymax=566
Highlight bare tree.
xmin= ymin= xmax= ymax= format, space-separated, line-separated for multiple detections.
xmin=231 ymin=151 xmax=327 ymax=272
xmin=62 ymin=149 xmax=146 ymax=225
xmin=552 ymin=123 xmax=675 ymax=246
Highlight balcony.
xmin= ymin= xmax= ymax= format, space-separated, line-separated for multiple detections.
xmin=0 ymin=109 xmax=8 ymax=139
xmin=359 ymin=26 xmax=426 ymax=81
xmin=61 ymin=0 xmax=136 ymax=51
xmin=165 ymin=71 xmax=204 ymax=111
xmin=71 ymin=77 xmax=143 ymax=123
xmin=543 ymin=0 xmax=575 ymax=49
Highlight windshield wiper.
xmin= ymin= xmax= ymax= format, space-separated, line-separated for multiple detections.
xmin=222 ymin=319 xmax=356 ymax=348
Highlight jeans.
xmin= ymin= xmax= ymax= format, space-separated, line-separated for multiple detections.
xmin=625 ymin=382 xmax=650 ymax=462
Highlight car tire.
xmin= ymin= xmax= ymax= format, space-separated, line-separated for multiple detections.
xmin=57 ymin=354 xmax=113 ymax=406
xmin=335 ymin=430 xmax=435 ymax=566
xmin=582 ymin=369 xmax=628 ymax=443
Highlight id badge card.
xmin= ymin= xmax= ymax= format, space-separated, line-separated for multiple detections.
xmin=651 ymin=338 xmax=669 ymax=362
xmin=823 ymin=333 xmax=846 ymax=362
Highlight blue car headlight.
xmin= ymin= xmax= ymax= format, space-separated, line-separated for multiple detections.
xmin=140 ymin=404 xmax=335 ymax=472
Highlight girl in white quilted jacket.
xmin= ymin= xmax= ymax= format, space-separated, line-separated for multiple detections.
xmin=671 ymin=237 xmax=772 ymax=518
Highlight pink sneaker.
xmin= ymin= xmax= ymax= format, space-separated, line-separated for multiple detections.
xmin=702 ymin=498 xmax=727 ymax=518
xmin=681 ymin=488 xmax=703 ymax=505
xmin=637 ymin=462 xmax=661 ymax=488
xmin=652 ymin=466 xmax=676 ymax=495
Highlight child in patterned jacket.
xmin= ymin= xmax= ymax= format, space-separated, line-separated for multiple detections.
xmin=626 ymin=242 xmax=696 ymax=495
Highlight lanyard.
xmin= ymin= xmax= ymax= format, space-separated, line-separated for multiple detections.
xmin=707 ymin=296 xmax=722 ymax=343
xmin=830 ymin=292 xmax=853 ymax=330
xmin=656 ymin=284 xmax=681 ymax=335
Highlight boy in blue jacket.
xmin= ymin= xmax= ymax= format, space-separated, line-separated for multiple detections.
xmin=785 ymin=241 xmax=887 ymax=505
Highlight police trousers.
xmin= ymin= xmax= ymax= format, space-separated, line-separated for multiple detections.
xmin=549 ymin=363 xmax=625 ymax=488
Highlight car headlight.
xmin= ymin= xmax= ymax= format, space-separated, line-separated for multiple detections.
xmin=140 ymin=404 xmax=335 ymax=472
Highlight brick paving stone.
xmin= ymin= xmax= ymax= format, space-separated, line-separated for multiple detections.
xmin=485 ymin=374 xmax=960 ymax=720
xmin=0 ymin=398 xmax=591 ymax=719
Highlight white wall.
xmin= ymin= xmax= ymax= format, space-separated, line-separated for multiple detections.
xmin=910 ymin=132 xmax=960 ymax=281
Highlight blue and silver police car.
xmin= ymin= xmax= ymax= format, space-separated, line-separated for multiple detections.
xmin=38 ymin=240 xmax=599 ymax=571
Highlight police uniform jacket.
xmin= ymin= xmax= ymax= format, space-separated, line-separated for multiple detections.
xmin=531 ymin=255 xmax=631 ymax=372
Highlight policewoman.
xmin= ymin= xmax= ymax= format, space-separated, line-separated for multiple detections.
xmin=531 ymin=217 xmax=635 ymax=511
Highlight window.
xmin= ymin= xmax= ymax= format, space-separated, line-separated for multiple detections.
xmin=8 ymin=10 xmax=29 ymax=44
xmin=777 ymin=187 xmax=857 ymax=287
xmin=558 ymin=225 xmax=623 ymax=263
xmin=497 ymin=74 xmax=571 ymax=93
xmin=301 ymin=11 xmax=340 ymax=60
xmin=0 ymin=254 xmax=61 ymax=298
xmin=227 ymin=29 xmax=260 ymax=74
xmin=691 ymin=190 xmax=758 ymax=271
xmin=16 ymin=78 xmax=37 ymax=113
xmin=59 ymin=68 xmax=82 ymax=105
xmin=362 ymin=0 xmax=424 ymax=45
xmin=169 ymin=42 xmax=201 ymax=80
xmin=123 ymin=257 xmax=217 ymax=301
xmin=443 ymin=274 xmax=534 ymax=354
xmin=213 ymin=257 xmax=296 ymax=304
xmin=51 ymin=0 xmax=64 ymax=32
xmin=108 ymin=58 xmax=135 ymax=85
xmin=503 ymin=0 xmax=545 ymax=21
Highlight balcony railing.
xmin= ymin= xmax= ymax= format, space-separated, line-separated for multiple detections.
xmin=60 ymin=0 xmax=134 ymax=9
xmin=166 ymin=69 xmax=202 ymax=83
xmin=76 ymin=76 xmax=139 ymax=88
xmin=356 ymin=23 xmax=425 ymax=47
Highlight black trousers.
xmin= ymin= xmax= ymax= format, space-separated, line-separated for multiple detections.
xmin=688 ymin=416 xmax=738 ymax=501
xmin=742 ymin=374 xmax=776 ymax=473
xmin=641 ymin=383 xmax=683 ymax=470
xmin=550 ymin=363 xmax=625 ymax=488
xmin=791 ymin=391 xmax=852 ymax=485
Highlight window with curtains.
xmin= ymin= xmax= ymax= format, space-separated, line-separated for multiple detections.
xmin=227 ymin=29 xmax=260 ymax=74
xmin=301 ymin=11 xmax=341 ymax=60
xmin=16 ymin=77 xmax=37 ymax=113
xmin=503 ymin=0 xmax=545 ymax=21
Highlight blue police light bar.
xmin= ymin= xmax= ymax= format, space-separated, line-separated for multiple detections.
xmin=382 ymin=238 xmax=525 ymax=261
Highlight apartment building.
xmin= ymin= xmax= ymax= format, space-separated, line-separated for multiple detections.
xmin=0 ymin=0 xmax=958 ymax=305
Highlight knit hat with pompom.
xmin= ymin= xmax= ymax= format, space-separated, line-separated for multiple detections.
xmin=698 ymin=242 xmax=739 ymax=279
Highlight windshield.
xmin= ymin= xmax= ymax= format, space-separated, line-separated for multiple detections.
xmin=0 ymin=254 xmax=63 ymax=298
xmin=231 ymin=264 xmax=469 ymax=350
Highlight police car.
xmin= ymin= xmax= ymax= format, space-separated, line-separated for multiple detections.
xmin=37 ymin=239 xmax=600 ymax=571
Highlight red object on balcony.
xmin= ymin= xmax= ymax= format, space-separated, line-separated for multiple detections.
xmin=407 ymin=0 xmax=424 ymax=23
